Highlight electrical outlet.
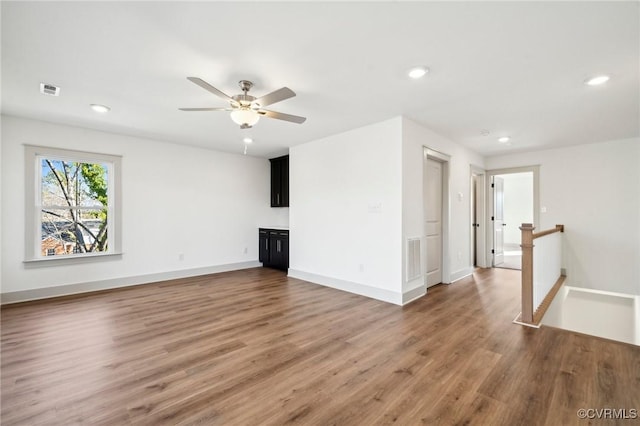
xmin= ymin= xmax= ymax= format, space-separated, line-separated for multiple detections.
xmin=359 ymin=264 xmax=364 ymax=272
xmin=178 ymin=253 xmax=184 ymax=261
xmin=243 ymin=247 xmax=248 ymax=254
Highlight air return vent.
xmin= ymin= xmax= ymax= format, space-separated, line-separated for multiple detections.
xmin=406 ymin=237 xmax=422 ymax=282
xmin=40 ymin=83 xmax=60 ymax=96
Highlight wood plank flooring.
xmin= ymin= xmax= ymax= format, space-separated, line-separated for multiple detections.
xmin=2 ymin=267 xmax=639 ymax=425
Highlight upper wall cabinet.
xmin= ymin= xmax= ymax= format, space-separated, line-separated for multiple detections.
xmin=270 ymin=155 xmax=289 ymax=207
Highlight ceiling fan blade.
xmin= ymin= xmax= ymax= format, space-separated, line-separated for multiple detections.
xmin=179 ymin=107 xmax=231 ymax=111
xmin=258 ymin=109 xmax=306 ymax=124
xmin=186 ymin=77 xmax=232 ymax=101
xmin=254 ymin=87 xmax=296 ymax=107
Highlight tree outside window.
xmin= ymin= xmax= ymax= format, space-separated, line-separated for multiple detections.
xmin=40 ymin=159 xmax=109 ymax=256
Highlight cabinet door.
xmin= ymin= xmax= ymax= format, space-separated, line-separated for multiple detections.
xmin=270 ymin=158 xmax=282 ymax=207
xmin=270 ymin=231 xmax=289 ymax=270
xmin=270 ymin=155 xmax=289 ymax=207
xmin=280 ymin=232 xmax=289 ymax=269
xmin=259 ymin=229 xmax=269 ymax=263
xmin=281 ymin=156 xmax=289 ymax=207
xmin=269 ymin=231 xmax=283 ymax=267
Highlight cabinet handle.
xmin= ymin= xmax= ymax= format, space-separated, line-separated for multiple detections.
xmin=277 ymin=194 xmax=280 ymax=204
xmin=266 ymin=240 xmax=269 ymax=251
xmin=277 ymin=240 xmax=281 ymax=252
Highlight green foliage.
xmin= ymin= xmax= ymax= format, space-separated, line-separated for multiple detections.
xmin=80 ymin=163 xmax=108 ymax=206
xmin=80 ymin=163 xmax=108 ymax=221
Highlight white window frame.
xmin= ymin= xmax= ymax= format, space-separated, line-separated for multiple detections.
xmin=24 ymin=145 xmax=122 ymax=264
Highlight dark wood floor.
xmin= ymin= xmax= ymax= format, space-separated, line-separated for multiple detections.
xmin=1 ymin=267 xmax=639 ymax=425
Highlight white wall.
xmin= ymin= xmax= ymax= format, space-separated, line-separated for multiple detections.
xmin=402 ymin=118 xmax=485 ymax=287
xmin=1 ymin=115 xmax=286 ymax=301
xmin=289 ymin=116 xmax=484 ymax=305
xmin=499 ymin=172 xmax=534 ymax=245
xmin=486 ymin=138 xmax=640 ymax=295
xmin=289 ymin=118 xmax=404 ymax=304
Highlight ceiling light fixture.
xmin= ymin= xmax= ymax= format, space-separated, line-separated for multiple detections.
xmin=230 ymin=108 xmax=260 ymax=128
xmin=585 ymin=75 xmax=610 ymax=86
xmin=408 ymin=66 xmax=429 ymax=79
xmin=498 ymin=136 xmax=510 ymax=143
xmin=242 ymin=137 xmax=253 ymax=144
xmin=90 ymin=104 xmax=111 ymax=113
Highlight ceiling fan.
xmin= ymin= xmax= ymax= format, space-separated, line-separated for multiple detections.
xmin=179 ymin=77 xmax=306 ymax=129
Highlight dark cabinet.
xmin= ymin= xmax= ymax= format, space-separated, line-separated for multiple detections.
xmin=259 ymin=228 xmax=289 ymax=270
xmin=258 ymin=229 xmax=269 ymax=263
xmin=270 ymin=155 xmax=289 ymax=207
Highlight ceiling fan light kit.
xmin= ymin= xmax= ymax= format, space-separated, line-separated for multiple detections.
xmin=231 ymin=109 xmax=260 ymax=128
xmin=180 ymin=77 xmax=306 ymax=129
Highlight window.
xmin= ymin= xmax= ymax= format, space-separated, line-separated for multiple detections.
xmin=25 ymin=146 xmax=122 ymax=262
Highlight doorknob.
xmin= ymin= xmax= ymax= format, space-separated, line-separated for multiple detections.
xmin=502 ymin=223 xmax=507 ymax=226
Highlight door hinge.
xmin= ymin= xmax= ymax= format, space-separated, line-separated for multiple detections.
xmin=491 ymin=183 xmax=495 ymax=188
xmin=491 ymin=216 xmax=494 ymax=221
xmin=491 ymin=249 xmax=495 ymax=254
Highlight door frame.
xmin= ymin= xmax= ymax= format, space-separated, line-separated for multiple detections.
xmin=424 ymin=147 xmax=451 ymax=284
xmin=486 ymin=165 xmax=540 ymax=267
xmin=470 ymin=166 xmax=487 ymax=268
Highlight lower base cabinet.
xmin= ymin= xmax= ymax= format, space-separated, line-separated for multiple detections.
xmin=259 ymin=228 xmax=289 ymax=270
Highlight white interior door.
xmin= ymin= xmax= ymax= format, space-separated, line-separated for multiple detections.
xmin=493 ymin=176 xmax=505 ymax=266
xmin=471 ymin=175 xmax=477 ymax=266
xmin=425 ymin=158 xmax=443 ymax=287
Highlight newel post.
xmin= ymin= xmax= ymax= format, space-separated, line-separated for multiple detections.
xmin=520 ymin=223 xmax=535 ymax=324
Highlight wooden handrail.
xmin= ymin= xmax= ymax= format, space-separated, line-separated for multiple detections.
xmin=519 ymin=223 xmax=565 ymax=325
xmin=533 ymin=224 xmax=564 ymax=239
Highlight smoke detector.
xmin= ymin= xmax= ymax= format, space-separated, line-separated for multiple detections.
xmin=40 ymin=83 xmax=60 ymax=96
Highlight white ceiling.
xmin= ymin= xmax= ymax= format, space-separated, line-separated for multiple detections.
xmin=2 ymin=1 xmax=639 ymax=158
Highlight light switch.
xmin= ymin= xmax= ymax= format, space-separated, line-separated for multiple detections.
xmin=541 ymin=206 xmax=547 ymax=213
xmin=368 ymin=202 xmax=382 ymax=213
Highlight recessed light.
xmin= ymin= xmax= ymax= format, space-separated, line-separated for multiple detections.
xmin=498 ymin=136 xmax=511 ymax=143
xmin=480 ymin=129 xmax=490 ymax=137
xmin=408 ymin=66 xmax=429 ymax=79
xmin=90 ymin=104 xmax=110 ymax=113
xmin=242 ymin=137 xmax=253 ymax=144
xmin=585 ymin=75 xmax=610 ymax=86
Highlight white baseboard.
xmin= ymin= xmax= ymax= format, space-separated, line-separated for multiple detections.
xmin=287 ymin=269 xmax=403 ymax=305
xmin=402 ymin=285 xmax=426 ymax=305
xmin=450 ymin=267 xmax=474 ymax=283
xmin=1 ymin=261 xmax=261 ymax=304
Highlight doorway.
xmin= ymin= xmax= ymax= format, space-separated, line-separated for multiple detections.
xmin=470 ymin=166 xmax=486 ymax=268
xmin=488 ymin=168 xmax=538 ymax=270
xmin=424 ymin=148 xmax=450 ymax=287
xmin=425 ymin=158 xmax=443 ymax=286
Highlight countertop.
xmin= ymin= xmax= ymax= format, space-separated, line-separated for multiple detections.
xmin=259 ymin=225 xmax=289 ymax=231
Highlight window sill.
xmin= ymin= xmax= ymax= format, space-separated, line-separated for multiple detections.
xmin=24 ymin=252 xmax=123 ymax=268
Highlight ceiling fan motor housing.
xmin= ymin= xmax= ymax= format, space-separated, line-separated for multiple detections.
xmin=232 ymin=93 xmax=258 ymax=109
